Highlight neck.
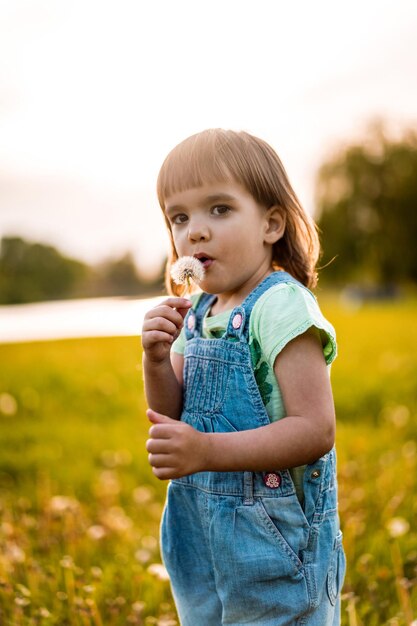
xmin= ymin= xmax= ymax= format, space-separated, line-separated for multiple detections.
xmin=210 ymin=267 xmax=274 ymax=315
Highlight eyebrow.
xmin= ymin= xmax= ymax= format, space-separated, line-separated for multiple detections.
xmin=165 ymin=193 xmax=237 ymax=214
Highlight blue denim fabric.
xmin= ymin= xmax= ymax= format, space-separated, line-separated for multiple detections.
xmin=161 ymin=272 xmax=346 ymax=625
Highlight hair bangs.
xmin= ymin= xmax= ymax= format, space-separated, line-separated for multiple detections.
xmin=157 ymin=131 xmax=234 ymax=208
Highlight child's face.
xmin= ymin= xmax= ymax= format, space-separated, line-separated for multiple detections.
xmin=164 ymin=181 xmax=284 ymax=306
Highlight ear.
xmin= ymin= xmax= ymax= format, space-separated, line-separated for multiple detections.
xmin=264 ymin=206 xmax=286 ymax=244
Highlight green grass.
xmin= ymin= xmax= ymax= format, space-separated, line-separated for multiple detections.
xmin=0 ymin=295 xmax=416 ymax=625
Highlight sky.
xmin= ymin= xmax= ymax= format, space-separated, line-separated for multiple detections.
xmin=0 ymin=0 xmax=417 ymax=277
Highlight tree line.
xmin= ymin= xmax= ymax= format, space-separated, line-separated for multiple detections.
xmin=0 ymin=236 xmax=164 ymax=305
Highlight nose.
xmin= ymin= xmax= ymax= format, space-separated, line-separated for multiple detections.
xmin=187 ymin=217 xmax=210 ymax=242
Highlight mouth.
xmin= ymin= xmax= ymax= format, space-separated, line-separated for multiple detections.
xmin=193 ymin=253 xmax=214 ymax=269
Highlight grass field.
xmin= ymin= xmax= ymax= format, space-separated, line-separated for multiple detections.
xmin=0 ymin=294 xmax=416 ymax=625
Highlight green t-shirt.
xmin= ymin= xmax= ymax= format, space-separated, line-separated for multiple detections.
xmin=172 ymin=280 xmax=337 ymax=502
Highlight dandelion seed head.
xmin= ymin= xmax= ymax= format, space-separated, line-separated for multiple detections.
xmin=87 ymin=525 xmax=107 ymax=541
xmin=22 ymin=514 xmax=37 ymax=530
xmin=95 ymin=470 xmax=121 ymax=496
xmin=90 ymin=566 xmax=103 ymax=579
xmin=0 ymin=393 xmax=17 ymax=416
xmin=133 ymin=486 xmax=154 ymax=505
xmin=141 ymin=535 xmax=158 ymax=550
xmin=59 ymin=555 xmax=75 ymax=569
xmin=170 ymin=256 xmax=205 ymax=286
xmin=6 ymin=542 xmax=26 ymax=563
xmin=56 ymin=591 xmax=68 ymax=601
xmin=132 ymin=601 xmax=146 ymax=614
xmin=386 ymin=516 xmax=410 ymax=538
xmin=147 ymin=563 xmax=170 ymax=581
xmin=135 ymin=548 xmax=151 ymax=564
xmin=49 ymin=495 xmax=80 ymax=516
xmin=101 ymin=506 xmax=133 ymax=534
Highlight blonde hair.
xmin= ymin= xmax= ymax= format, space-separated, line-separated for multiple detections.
xmin=157 ymin=129 xmax=320 ymax=294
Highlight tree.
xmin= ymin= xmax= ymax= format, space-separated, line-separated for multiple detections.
xmin=91 ymin=252 xmax=147 ymax=297
xmin=0 ymin=237 xmax=88 ymax=304
xmin=315 ymin=122 xmax=417 ymax=285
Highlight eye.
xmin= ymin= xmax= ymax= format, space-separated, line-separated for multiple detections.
xmin=211 ymin=205 xmax=230 ymax=216
xmin=171 ymin=213 xmax=188 ymax=225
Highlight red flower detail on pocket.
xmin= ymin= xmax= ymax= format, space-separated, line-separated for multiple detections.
xmin=263 ymin=473 xmax=281 ymax=489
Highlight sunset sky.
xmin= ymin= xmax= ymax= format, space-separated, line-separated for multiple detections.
xmin=0 ymin=0 xmax=416 ymax=276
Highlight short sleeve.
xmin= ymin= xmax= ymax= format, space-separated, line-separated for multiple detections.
xmin=250 ymin=282 xmax=337 ymax=369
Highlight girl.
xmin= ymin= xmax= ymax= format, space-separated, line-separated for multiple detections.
xmin=142 ymin=129 xmax=346 ymax=625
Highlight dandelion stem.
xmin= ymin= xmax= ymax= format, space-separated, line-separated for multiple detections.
xmin=346 ymin=594 xmax=359 ymax=626
xmin=390 ymin=539 xmax=414 ymax=624
xmin=91 ymin=601 xmax=104 ymax=626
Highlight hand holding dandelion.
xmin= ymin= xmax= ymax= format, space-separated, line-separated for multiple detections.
xmin=170 ymin=256 xmax=205 ymax=295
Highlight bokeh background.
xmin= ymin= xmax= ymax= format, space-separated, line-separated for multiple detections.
xmin=1 ymin=1 xmax=417 ymax=624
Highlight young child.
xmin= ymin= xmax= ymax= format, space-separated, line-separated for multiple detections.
xmin=142 ymin=129 xmax=346 ymax=625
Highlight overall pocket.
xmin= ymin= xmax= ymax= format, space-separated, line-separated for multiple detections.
xmin=256 ymin=496 xmax=311 ymax=574
xmin=326 ymin=530 xmax=346 ymax=605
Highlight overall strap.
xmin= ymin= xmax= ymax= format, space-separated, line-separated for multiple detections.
xmin=184 ymin=293 xmax=217 ymax=340
xmin=223 ymin=271 xmax=315 ymax=341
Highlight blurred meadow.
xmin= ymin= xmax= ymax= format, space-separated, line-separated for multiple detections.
xmin=1 ymin=2 xmax=417 ymax=624
xmin=1 ymin=293 xmax=417 ymax=625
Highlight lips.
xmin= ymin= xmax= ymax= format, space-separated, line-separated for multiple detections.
xmin=193 ymin=253 xmax=214 ymax=269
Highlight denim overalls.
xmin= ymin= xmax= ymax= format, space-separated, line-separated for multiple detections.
xmin=161 ymin=272 xmax=346 ymax=626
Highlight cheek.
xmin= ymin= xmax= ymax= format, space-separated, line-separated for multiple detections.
xmin=171 ymin=229 xmax=185 ymax=250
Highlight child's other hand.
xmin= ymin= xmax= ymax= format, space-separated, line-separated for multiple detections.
xmin=141 ymin=298 xmax=191 ymax=364
xmin=146 ymin=409 xmax=208 ymax=480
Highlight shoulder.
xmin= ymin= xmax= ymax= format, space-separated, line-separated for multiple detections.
xmin=251 ymin=280 xmax=321 ymax=323
xmin=249 ymin=281 xmax=337 ymax=366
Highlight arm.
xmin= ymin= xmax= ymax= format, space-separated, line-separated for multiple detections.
xmin=141 ymin=297 xmax=191 ymax=419
xmin=146 ymin=328 xmax=336 ymax=479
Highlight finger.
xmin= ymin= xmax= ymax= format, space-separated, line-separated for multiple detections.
xmin=146 ymin=437 xmax=172 ymax=453
xmin=159 ymin=297 xmax=192 ymax=309
xmin=148 ymin=426 xmax=174 ymax=442
xmin=152 ymin=466 xmax=176 ymax=480
xmin=146 ymin=301 xmax=191 ymax=326
xmin=176 ymin=305 xmax=192 ymax=320
xmin=142 ymin=316 xmax=179 ymax=336
xmin=148 ymin=452 xmax=168 ymax=467
xmin=141 ymin=330 xmax=175 ymax=347
xmin=147 ymin=408 xmax=177 ymax=425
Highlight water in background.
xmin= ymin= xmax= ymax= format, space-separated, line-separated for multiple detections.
xmin=0 ymin=295 xmax=165 ymax=343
